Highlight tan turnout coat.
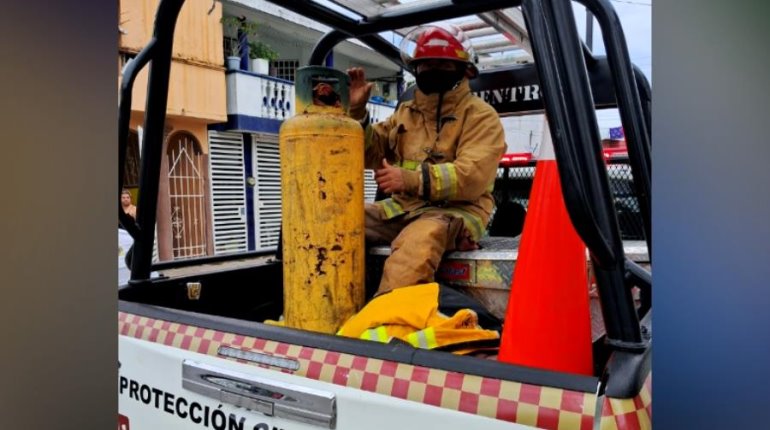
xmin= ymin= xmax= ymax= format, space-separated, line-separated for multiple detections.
xmin=364 ymin=79 xmax=506 ymax=240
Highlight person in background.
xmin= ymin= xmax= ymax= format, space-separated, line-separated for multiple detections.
xmin=347 ymin=24 xmax=506 ymax=297
xmin=121 ymin=189 xmax=137 ymax=221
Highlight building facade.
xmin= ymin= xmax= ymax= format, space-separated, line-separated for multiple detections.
xmin=120 ymin=0 xmax=397 ymax=260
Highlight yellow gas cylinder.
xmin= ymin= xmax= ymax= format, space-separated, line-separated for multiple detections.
xmin=279 ymin=66 xmax=365 ymax=333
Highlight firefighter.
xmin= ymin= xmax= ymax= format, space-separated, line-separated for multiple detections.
xmin=347 ymin=24 xmax=506 ymax=296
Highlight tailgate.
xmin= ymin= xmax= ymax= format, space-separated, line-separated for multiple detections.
xmin=118 ymin=308 xmax=602 ymax=430
xmin=118 ymin=334 xmax=536 ymax=430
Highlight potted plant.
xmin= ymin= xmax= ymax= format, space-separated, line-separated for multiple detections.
xmin=220 ymin=16 xmax=259 ymax=71
xmin=248 ymin=40 xmax=279 ymax=75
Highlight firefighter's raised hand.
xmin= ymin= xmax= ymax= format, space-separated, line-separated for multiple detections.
xmin=375 ymin=159 xmax=405 ymax=194
xmin=347 ymin=67 xmax=373 ymax=120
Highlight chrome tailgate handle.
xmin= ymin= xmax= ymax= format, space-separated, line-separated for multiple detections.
xmin=182 ymin=360 xmax=337 ymax=429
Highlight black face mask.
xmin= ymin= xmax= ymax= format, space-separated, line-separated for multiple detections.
xmin=415 ymin=68 xmax=466 ymax=95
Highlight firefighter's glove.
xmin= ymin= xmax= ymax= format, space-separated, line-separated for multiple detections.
xmin=376 ymin=159 xmax=418 ymax=195
xmin=347 ymin=67 xmax=374 ymax=121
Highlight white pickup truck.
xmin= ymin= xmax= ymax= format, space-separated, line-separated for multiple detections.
xmin=118 ymin=0 xmax=652 ymax=429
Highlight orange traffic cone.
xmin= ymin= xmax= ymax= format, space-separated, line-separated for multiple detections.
xmin=497 ymin=119 xmax=593 ymax=376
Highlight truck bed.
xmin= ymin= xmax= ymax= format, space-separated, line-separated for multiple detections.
xmin=370 ymin=236 xmax=649 ymax=341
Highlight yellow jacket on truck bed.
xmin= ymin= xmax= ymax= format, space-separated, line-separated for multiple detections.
xmin=364 ymin=79 xmax=506 ymax=241
xmin=337 ymin=282 xmax=500 ymax=353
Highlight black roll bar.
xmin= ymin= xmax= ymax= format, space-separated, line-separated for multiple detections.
xmin=309 ymin=30 xmax=403 ymax=69
xmin=625 ymin=259 xmax=651 ymax=317
xmin=522 ymin=0 xmax=644 ymax=348
xmin=520 ymin=0 xmax=615 ymax=264
xmin=633 ymin=65 xmax=652 ymax=140
xmin=576 ymin=0 xmax=652 ymax=255
xmin=271 ymin=0 xmax=360 ymax=36
xmin=272 ymin=0 xmax=521 ymax=39
xmin=122 ymin=0 xmax=186 ymax=282
xmin=309 ymin=30 xmax=350 ymax=66
xmin=118 ymin=42 xmax=155 ymax=240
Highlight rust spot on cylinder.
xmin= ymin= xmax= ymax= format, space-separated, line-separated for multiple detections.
xmin=315 ymin=247 xmax=328 ymax=276
xmin=346 ymin=182 xmax=353 ymax=192
xmin=318 ymin=173 xmax=328 ymax=200
xmin=331 ymin=244 xmax=342 ymax=251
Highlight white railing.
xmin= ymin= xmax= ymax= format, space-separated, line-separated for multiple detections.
xmin=226 ymin=71 xmax=295 ymax=121
xmin=226 ymin=70 xmax=396 ymax=123
xmin=260 ymin=77 xmax=295 ymax=120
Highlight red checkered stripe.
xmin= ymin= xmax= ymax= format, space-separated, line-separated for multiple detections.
xmin=600 ymin=373 xmax=652 ymax=430
xmin=120 ymin=312 xmax=597 ymax=429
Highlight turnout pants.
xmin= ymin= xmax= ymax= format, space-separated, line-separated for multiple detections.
xmin=365 ymin=203 xmax=466 ymax=296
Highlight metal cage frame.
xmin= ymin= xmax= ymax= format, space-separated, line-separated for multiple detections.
xmin=118 ymin=0 xmax=651 ymax=352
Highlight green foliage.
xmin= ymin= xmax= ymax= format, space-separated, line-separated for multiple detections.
xmin=248 ymin=41 xmax=279 ymax=61
xmin=220 ymin=16 xmax=260 ymax=57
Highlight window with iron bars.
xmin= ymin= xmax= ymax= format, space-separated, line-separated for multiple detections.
xmin=273 ymin=60 xmax=299 ymax=81
xmin=223 ymin=37 xmax=238 ymax=60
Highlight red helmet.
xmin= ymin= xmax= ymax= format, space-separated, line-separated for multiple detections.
xmin=400 ymin=24 xmax=479 ymax=77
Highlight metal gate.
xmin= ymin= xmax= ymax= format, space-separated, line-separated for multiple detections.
xmin=167 ymin=132 xmax=208 ymax=259
xmin=250 ymin=133 xmax=379 ymax=251
xmin=208 ymin=131 xmax=248 ymax=255
xmin=252 ymin=134 xmax=282 ymax=251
